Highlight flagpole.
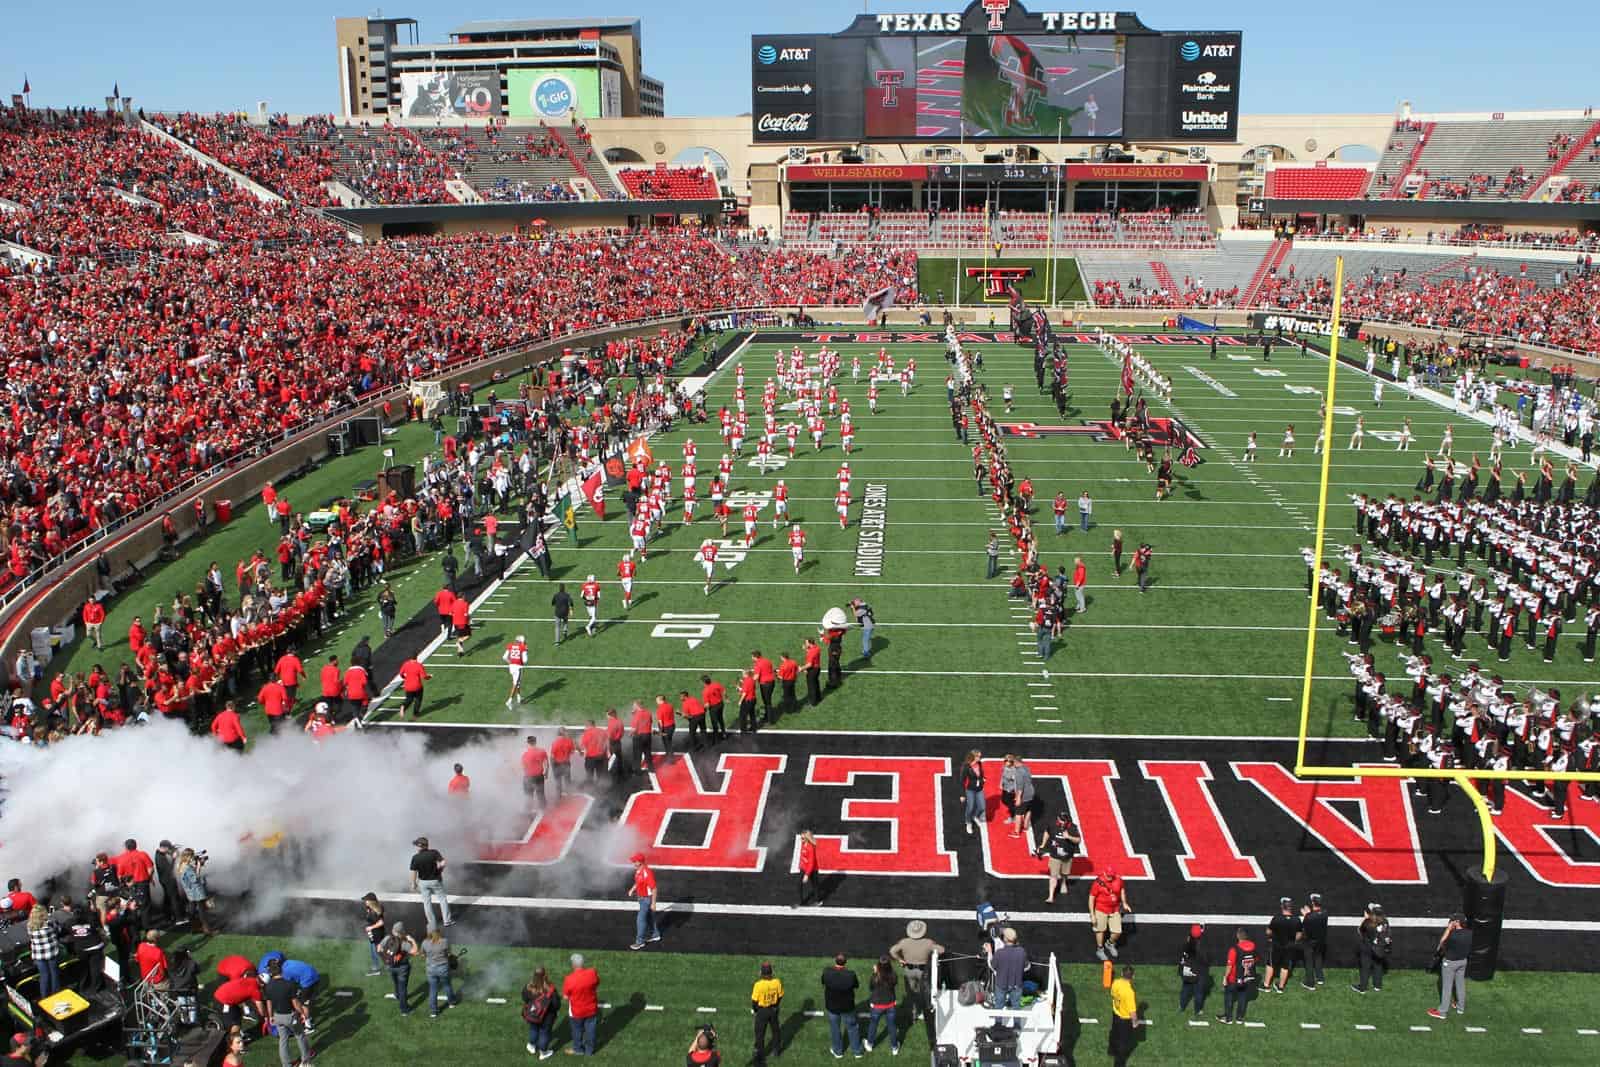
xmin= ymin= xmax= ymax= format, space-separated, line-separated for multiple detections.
xmin=956 ymin=122 xmax=966 ymax=317
xmin=1047 ymin=116 xmax=1062 ymax=309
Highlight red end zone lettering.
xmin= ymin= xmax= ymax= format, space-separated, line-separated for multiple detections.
xmin=979 ymin=759 xmax=1152 ymax=880
xmin=618 ymin=753 xmax=786 ymax=871
xmin=1492 ymin=787 xmax=1600 ymax=888
xmin=479 ymin=793 xmax=594 ymax=866
xmin=1233 ymin=763 xmax=1426 ymax=884
xmin=1140 ymin=761 xmax=1263 ymax=882
xmin=803 ymin=755 xmax=956 ymax=876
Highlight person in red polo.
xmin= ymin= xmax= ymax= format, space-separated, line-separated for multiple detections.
xmin=580 ymin=719 xmax=608 ymax=785
xmin=274 ymin=650 xmax=306 ymax=707
xmin=112 ymin=839 xmax=156 ymax=904
xmin=521 ymin=735 xmax=549 ymax=811
xmin=134 ymin=930 xmax=169 ymax=989
xmin=450 ymin=596 xmax=471 ymax=657
xmin=210 ymin=701 xmax=248 ymax=753
xmin=343 ymin=661 xmax=371 ymax=722
xmin=447 ymin=764 xmax=471 ymax=795
xmin=627 ymin=853 xmax=660 ymax=950
xmin=319 ymin=654 xmax=342 ymax=711
xmin=214 ymin=970 xmax=267 ymax=1032
xmin=630 ymin=702 xmax=654 ymax=773
xmin=396 ymin=656 xmax=429 ymax=719
xmin=257 ymin=676 xmax=290 ymax=733
xmin=81 ymin=598 xmax=106 ymax=650
xmin=1090 ymin=865 xmax=1131 ymax=961
xmin=550 ymin=726 xmax=576 ymax=797
xmin=797 ymin=829 xmax=821 ymax=907
xmin=751 ymin=652 xmax=776 ymax=723
xmin=433 ymin=587 xmax=456 ymax=639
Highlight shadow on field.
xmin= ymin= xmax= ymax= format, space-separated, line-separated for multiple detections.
xmin=596 ymin=991 xmax=648 ymax=1052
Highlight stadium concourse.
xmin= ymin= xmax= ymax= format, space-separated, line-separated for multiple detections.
xmin=4 ymin=109 xmax=1600 ymax=1064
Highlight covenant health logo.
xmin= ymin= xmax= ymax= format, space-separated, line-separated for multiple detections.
xmin=1179 ymin=39 xmax=1201 ymax=61
xmin=757 ymin=44 xmax=778 ymax=65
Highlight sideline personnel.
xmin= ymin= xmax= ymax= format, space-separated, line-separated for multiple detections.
xmin=750 ymin=961 xmax=783 ymax=1065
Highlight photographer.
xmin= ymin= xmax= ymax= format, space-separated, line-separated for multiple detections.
xmin=686 ymin=1023 xmax=720 ymax=1067
xmin=176 ymin=848 xmax=215 ymax=935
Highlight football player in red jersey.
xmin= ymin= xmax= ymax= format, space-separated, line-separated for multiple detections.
xmin=835 ymin=488 xmax=851 ymax=529
xmin=699 ymin=540 xmax=719 ymax=596
xmin=743 ymin=502 xmax=761 ymax=547
xmin=773 ymin=480 xmax=789 ymax=527
xmin=788 ymin=525 xmax=806 ymax=574
xmin=617 ymin=554 xmax=637 ymax=610
xmin=580 ymin=575 xmax=601 ymax=637
xmin=503 ymin=634 xmax=528 ymax=708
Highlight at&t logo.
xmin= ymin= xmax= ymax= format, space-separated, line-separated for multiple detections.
xmin=757 ymin=45 xmax=778 ymax=64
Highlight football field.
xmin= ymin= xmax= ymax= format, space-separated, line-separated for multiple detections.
xmin=373 ymin=328 xmax=1592 ymax=743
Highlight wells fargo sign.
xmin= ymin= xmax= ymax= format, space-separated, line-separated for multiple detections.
xmin=1067 ymin=163 xmax=1209 ymax=181
xmin=786 ymin=164 xmax=930 ymax=182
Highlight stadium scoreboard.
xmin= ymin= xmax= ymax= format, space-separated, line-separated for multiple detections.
xmin=752 ymin=1 xmax=1240 ymax=144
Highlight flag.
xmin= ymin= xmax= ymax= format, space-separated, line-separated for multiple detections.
xmin=1180 ymin=445 xmax=1202 ymax=468
xmin=861 ymin=284 xmax=896 ymax=325
xmin=112 ymin=82 xmax=120 ymax=100
xmin=22 ymin=76 xmax=29 ymax=95
xmin=581 ymin=470 xmax=606 ymax=520
xmin=1121 ymin=353 xmax=1134 ymax=397
xmin=1176 ymin=314 xmax=1218 ymax=332
xmin=624 ymin=436 xmax=653 ymax=469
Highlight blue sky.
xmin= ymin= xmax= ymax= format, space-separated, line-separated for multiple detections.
xmin=1 ymin=1 xmax=1592 ymax=118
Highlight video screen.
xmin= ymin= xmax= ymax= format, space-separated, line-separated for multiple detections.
xmin=863 ymin=34 xmax=1123 ymax=140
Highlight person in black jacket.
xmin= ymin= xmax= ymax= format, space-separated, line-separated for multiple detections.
xmin=59 ymin=897 xmax=105 ymax=995
xmin=1300 ymin=894 xmax=1329 ymax=989
xmin=1351 ymin=903 xmax=1391 ymax=993
xmin=1178 ymin=923 xmax=1208 ymax=1017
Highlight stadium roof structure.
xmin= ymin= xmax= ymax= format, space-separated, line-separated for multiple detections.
xmin=450 ymin=17 xmax=641 ymax=36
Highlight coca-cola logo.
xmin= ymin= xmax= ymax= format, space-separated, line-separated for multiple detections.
xmin=756 ymin=112 xmax=812 ymax=134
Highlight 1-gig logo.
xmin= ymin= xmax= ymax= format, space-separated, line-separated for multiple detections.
xmin=1180 ymin=109 xmax=1231 ymax=131
xmin=756 ymin=112 xmax=814 ymax=136
xmin=1180 ymin=71 xmax=1232 ymax=100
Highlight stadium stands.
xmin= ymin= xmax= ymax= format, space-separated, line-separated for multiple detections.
xmin=1379 ymin=116 xmax=1600 ymax=201
xmin=1265 ymin=164 xmax=1372 ymax=199
xmin=616 ymin=164 xmax=719 ymax=199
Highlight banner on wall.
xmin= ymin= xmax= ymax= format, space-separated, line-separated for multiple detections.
xmin=398 ymin=70 xmax=499 ymax=118
xmin=508 ymin=67 xmax=602 ymax=120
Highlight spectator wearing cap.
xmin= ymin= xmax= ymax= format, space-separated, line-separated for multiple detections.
xmin=1352 ymin=903 xmax=1391 ymax=993
xmin=627 ymin=852 xmax=660 ymax=950
xmin=1179 ymin=923 xmax=1209 ymax=1016
xmin=991 ymin=927 xmax=1029 ymax=1028
xmin=1300 ymin=894 xmax=1329 ymax=989
xmin=1264 ymin=895 xmax=1304 ymax=993
xmin=1429 ymin=913 xmax=1472 ymax=1019
xmin=749 ymin=960 xmax=783 ymax=1065
xmin=408 ymin=836 xmax=452 ymax=929
xmin=889 ymin=919 xmax=943 ymax=1046
xmin=1089 ymin=865 xmax=1130 ymax=960
xmin=1108 ymin=963 xmax=1141 ymax=1067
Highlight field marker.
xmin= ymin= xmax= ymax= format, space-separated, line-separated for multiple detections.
xmin=645 ymin=1004 xmax=664 ymax=1012
xmin=1521 ymin=1027 xmax=1543 ymax=1034
xmin=1354 ymin=1024 xmax=1376 ymax=1031
xmin=1242 ymin=1021 xmax=1266 ymax=1028
xmin=1409 ymin=1025 xmax=1431 ymax=1032
xmin=334 ymin=990 xmax=354 ymax=998
xmin=696 ymin=1007 xmax=718 ymax=1013
xmin=1037 ymin=717 xmax=1062 ymax=724
xmin=485 ymin=997 xmax=507 ymax=1004
xmin=1577 ymin=1028 xmax=1597 ymax=1035
xmin=1300 ymin=1022 xmax=1321 ymax=1029
xmin=1467 ymin=1026 xmax=1488 ymax=1033
xmin=1077 ymin=1017 xmax=1099 ymax=1024
xmin=804 ymin=1010 xmax=825 ymax=1018
xmin=1266 ymin=696 xmax=1293 ymax=702
xmin=1187 ymin=1019 xmax=1209 ymax=1027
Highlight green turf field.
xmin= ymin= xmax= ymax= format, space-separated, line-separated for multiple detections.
xmin=917 ymin=255 xmax=1087 ymax=306
xmin=79 ymin=930 xmax=1600 ymax=1066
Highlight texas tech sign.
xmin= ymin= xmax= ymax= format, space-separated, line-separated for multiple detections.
xmin=864 ymin=2 xmax=1125 ymax=35
xmin=473 ymin=735 xmax=1600 ymax=913
xmin=966 ymin=264 xmax=1034 ymax=299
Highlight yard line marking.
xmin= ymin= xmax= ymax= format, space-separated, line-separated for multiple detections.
xmin=1354 ymin=1024 xmax=1377 ymax=1031
xmin=1522 ymin=1027 xmax=1543 ymax=1034
xmin=1242 ymin=1021 xmax=1266 ymax=1028
xmin=485 ymin=997 xmax=507 ymax=1004
xmin=1300 ymin=1022 xmax=1321 ymax=1030
xmin=502 ymin=578 xmax=1307 ymax=592
xmin=1078 ymin=1017 xmax=1099 ymax=1025
xmin=1465 ymin=1026 xmax=1487 ymax=1033
xmin=1266 ymin=696 xmax=1293 ymax=702
xmin=1188 ymin=1019 xmax=1209 ymax=1027
xmin=368 ymin=723 xmax=1376 ymax=743
xmin=805 ymin=1010 xmax=825 ymax=1018
xmin=480 ymin=617 xmax=1338 ymax=635
xmin=286 ymin=888 xmax=1580 ymax=930
xmin=1410 ymin=1025 xmax=1431 ymax=1032
xmin=334 ymin=990 xmax=354 ymax=998
xmin=645 ymin=1004 xmax=665 ymax=1012
xmin=1576 ymin=1028 xmax=1596 ymax=1035
xmin=1036 ymin=717 xmax=1062 ymax=723
xmin=696 ymin=1007 xmax=718 ymax=1013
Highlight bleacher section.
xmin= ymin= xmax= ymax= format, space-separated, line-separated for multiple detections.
xmin=775 ymin=210 xmax=1214 ymax=252
xmin=415 ymin=125 xmax=582 ymax=203
xmin=1265 ymin=164 xmax=1372 ymax=199
xmin=1397 ymin=116 xmax=1598 ymax=200
xmin=616 ymin=164 xmax=719 ymax=199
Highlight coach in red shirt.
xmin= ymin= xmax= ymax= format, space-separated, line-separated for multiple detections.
xmin=210 ymin=702 xmax=248 ymax=752
xmin=701 ymin=675 xmax=727 ymax=741
xmin=776 ymin=653 xmax=799 ymax=716
xmin=550 ymin=727 xmax=576 ymax=796
xmin=580 ymin=719 xmax=608 ymax=784
xmin=274 ymin=651 xmax=306 ymax=705
xmin=751 ymin=652 xmax=776 ymax=722
xmin=257 ymin=677 xmax=290 ymax=733
xmin=521 ymin=735 xmax=549 ymax=810
xmin=397 ymin=657 xmax=429 ymax=719
xmin=803 ymin=638 xmax=823 ymax=707
xmin=629 ymin=703 xmax=654 ymax=773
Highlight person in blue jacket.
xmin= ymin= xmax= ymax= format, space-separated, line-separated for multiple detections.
xmin=258 ymin=951 xmax=321 ymax=1032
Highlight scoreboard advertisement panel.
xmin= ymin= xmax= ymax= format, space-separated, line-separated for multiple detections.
xmin=752 ymin=2 xmax=1240 ymax=144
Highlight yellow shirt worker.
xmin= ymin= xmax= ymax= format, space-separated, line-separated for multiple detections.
xmin=750 ymin=962 xmax=784 ymax=1063
xmin=1108 ymin=964 xmax=1140 ymax=1066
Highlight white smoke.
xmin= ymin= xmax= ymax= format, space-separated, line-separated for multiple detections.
xmin=0 ymin=718 xmax=634 ymax=918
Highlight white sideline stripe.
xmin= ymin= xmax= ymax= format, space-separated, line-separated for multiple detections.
xmin=494 ymin=545 xmax=1316 ymax=559
xmin=478 ymin=617 xmax=1357 ymax=636
xmin=281 ymin=889 xmax=1597 ymax=931
xmin=501 ymin=578 xmax=1305 ymax=592
xmin=365 ymin=723 xmax=1372 ymax=742
xmin=418 ymin=662 xmax=1368 ymax=681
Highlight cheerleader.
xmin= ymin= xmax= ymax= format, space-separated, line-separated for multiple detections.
xmin=1279 ymin=424 xmax=1295 ymax=458
xmin=1396 ymin=417 xmax=1413 ymax=451
xmin=1243 ymin=431 xmax=1258 ymax=462
xmin=1347 ymin=415 xmax=1365 ymax=451
xmin=1437 ymin=423 xmax=1453 ymax=458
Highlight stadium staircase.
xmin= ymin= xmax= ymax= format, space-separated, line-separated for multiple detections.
xmin=446 ymin=178 xmax=483 ymax=204
xmin=1417 ymin=250 xmax=1478 ymax=284
xmin=1148 ymin=260 xmax=1177 ymax=292
xmin=547 ymin=126 xmax=623 ymax=199
xmin=1525 ymin=116 xmax=1600 ymax=199
xmin=320 ymin=180 xmax=368 ymax=208
xmin=138 ymin=118 xmax=286 ymax=204
xmin=1382 ymin=122 xmax=1435 ymax=198
xmin=1240 ymin=239 xmax=1290 ymax=306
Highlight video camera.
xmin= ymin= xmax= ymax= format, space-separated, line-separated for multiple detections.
xmin=696 ymin=1022 xmax=718 ymax=1048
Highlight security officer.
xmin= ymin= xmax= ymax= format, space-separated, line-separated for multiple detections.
xmin=749 ymin=961 xmax=783 ymax=1065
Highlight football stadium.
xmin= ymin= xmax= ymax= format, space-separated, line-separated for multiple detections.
xmin=2 ymin=2 xmax=1599 ymax=1064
